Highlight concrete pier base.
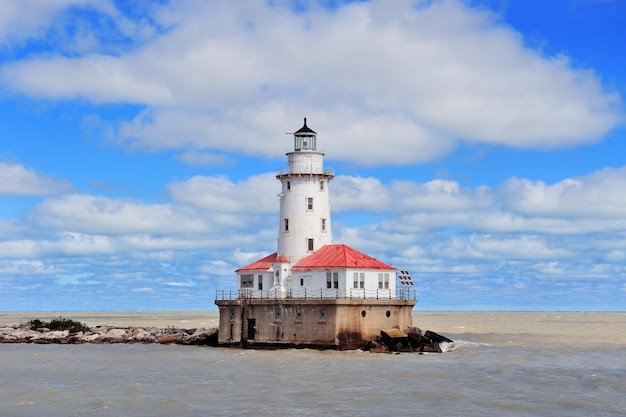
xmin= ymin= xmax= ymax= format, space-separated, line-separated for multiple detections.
xmin=215 ymin=298 xmax=416 ymax=350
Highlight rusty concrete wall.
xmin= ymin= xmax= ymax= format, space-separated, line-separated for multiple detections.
xmin=215 ymin=299 xmax=416 ymax=348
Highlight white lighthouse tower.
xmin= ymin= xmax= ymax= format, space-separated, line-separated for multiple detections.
xmin=216 ymin=118 xmax=417 ymax=349
xmin=273 ymin=118 xmax=335 ymax=292
xmin=277 ymin=118 xmax=334 ymax=260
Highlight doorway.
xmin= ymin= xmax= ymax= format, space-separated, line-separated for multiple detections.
xmin=247 ymin=318 xmax=256 ymax=340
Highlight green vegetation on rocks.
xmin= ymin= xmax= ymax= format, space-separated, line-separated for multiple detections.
xmin=26 ymin=317 xmax=91 ymax=334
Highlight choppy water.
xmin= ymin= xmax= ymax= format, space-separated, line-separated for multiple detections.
xmin=1 ymin=311 xmax=624 ymax=417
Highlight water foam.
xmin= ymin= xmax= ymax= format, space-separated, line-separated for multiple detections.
xmin=440 ymin=339 xmax=490 ymax=352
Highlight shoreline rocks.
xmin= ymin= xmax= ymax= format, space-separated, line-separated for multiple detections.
xmin=369 ymin=327 xmax=454 ymax=353
xmin=0 ymin=323 xmax=453 ymax=353
xmin=0 ymin=324 xmax=218 ymax=346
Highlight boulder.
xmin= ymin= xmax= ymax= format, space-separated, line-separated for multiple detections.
xmin=157 ymin=335 xmax=177 ymax=345
xmin=131 ymin=330 xmax=156 ymax=343
xmin=183 ymin=329 xmax=218 ymax=346
xmin=380 ymin=329 xmax=412 ymax=352
xmin=423 ymin=330 xmax=454 ymax=344
xmin=406 ymin=330 xmax=454 ymax=353
xmin=104 ymin=328 xmax=129 ymax=343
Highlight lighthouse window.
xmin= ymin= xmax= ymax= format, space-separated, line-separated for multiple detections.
xmin=284 ymin=218 xmax=289 ymax=232
xmin=258 ymin=275 xmax=263 ymax=291
xmin=353 ymin=272 xmax=365 ymax=289
xmin=240 ymin=274 xmax=253 ymax=288
xmin=307 ymin=238 xmax=314 ymax=251
xmin=286 ymin=181 xmax=291 ymax=191
xmin=321 ymin=218 xmax=327 ymax=232
xmin=378 ymin=273 xmax=390 ymax=289
xmin=326 ymin=272 xmax=332 ymax=288
xmin=320 ymin=180 xmax=325 ymax=191
xmin=307 ymin=197 xmax=314 ymax=211
xmin=333 ymin=272 xmax=339 ymax=288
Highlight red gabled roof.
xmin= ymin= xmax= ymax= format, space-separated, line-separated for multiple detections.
xmin=235 ymin=253 xmax=291 ymax=272
xmin=291 ymin=244 xmax=395 ymax=271
xmin=236 ymin=252 xmax=277 ymax=272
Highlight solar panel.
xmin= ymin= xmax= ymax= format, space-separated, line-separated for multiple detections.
xmin=397 ymin=269 xmax=414 ymax=287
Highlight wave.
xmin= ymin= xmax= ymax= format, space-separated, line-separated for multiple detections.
xmin=440 ymin=339 xmax=491 ymax=352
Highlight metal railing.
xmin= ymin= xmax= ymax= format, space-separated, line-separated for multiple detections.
xmin=215 ymin=287 xmax=416 ymax=301
xmin=276 ymin=168 xmax=335 ymax=176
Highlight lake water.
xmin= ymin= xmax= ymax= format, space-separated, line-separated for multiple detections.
xmin=1 ymin=311 xmax=624 ymax=417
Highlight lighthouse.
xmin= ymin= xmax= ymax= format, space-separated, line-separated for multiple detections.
xmin=215 ymin=118 xmax=416 ymax=349
xmin=273 ymin=118 xmax=335 ymax=294
xmin=276 ymin=118 xmax=334 ymax=263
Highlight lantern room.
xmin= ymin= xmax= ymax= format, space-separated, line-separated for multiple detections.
xmin=293 ymin=117 xmax=317 ymax=151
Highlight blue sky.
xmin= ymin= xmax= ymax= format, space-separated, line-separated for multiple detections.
xmin=1 ymin=0 xmax=625 ymax=311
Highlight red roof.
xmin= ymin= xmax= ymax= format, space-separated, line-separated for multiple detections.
xmin=236 ymin=253 xmax=291 ymax=272
xmin=292 ymin=244 xmax=394 ymax=271
xmin=236 ymin=252 xmax=277 ymax=272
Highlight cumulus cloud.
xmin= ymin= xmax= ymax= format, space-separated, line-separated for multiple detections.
xmin=167 ymin=173 xmax=278 ymax=213
xmin=0 ymin=162 xmax=73 ymax=196
xmin=433 ymin=234 xmax=571 ymax=260
xmin=1 ymin=0 xmax=621 ymax=166
xmin=333 ymin=166 xmax=626 ymax=235
xmin=3 ymin=163 xmax=625 ymax=265
xmin=29 ymin=194 xmax=204 ymax=234
xmin=501 ymin=166 xmax=626 ymax=218
xmin=1 ymin=162 xmax=624 ymax=309
xmin=0 ymin=259 xmax=61 ymax=275
xmin=0 ymin=0 xmax=160 ymax=52
xmin=332 ymin=176 xmax=492 ymax=213
xmin=0 ymin=0 xmax=103 ymax=45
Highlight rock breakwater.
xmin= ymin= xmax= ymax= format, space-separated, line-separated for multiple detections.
xmin=0 ymin=324 xmax=218 ymax=345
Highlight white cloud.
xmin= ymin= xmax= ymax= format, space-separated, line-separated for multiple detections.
xmin=29 ymin=194 xmax=208 ymax=234
xmin=0 ymin=0 xmax=159 ymax=53
xmin=0 ymin=162 xmax=73 ymax=196
xmin=2 ymin=163 xmax=624 ymax=266
xmin=0 ymin=259 xmax=61 ymax=275
xmin=167 ymin=173 xmax=278 ymax=213
xmin=0 ymin=0 xmax=105 ymax=45
xmin=167 ymin=280 xmax=195 ymax=287
xmin=0 ymin=233 xmax=115 ymax=258
xmin=501 ymin=166 xmax=626 ymax=218
xmin=433 ymin=234 xmax=570 ymax=260
xmin=332 ymin=176 xmax=492 ymax=213
xmin=333 ymin=166 xmax=626 ymax=235
xmin=1 ymin=0 xmax=621 ymax=166
xmin=3 ymin=55 xmax=173 ymax=103
xmin=131 ymin=287 xmax=154 ymax=293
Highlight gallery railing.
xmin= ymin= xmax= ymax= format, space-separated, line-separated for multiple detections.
xmin=215 ymin=287 xmax=416 ymax=301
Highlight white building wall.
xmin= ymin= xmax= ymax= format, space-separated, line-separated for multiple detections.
xmin=290 ymin=268 xmax=397 ymax=299
xmin=288 ymin=151 xmax=324 ymax=174
xmin=277 ymin=150 xmax=333 ymax=264
xmin=236 ymin=270 xmax=271 ymax=295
